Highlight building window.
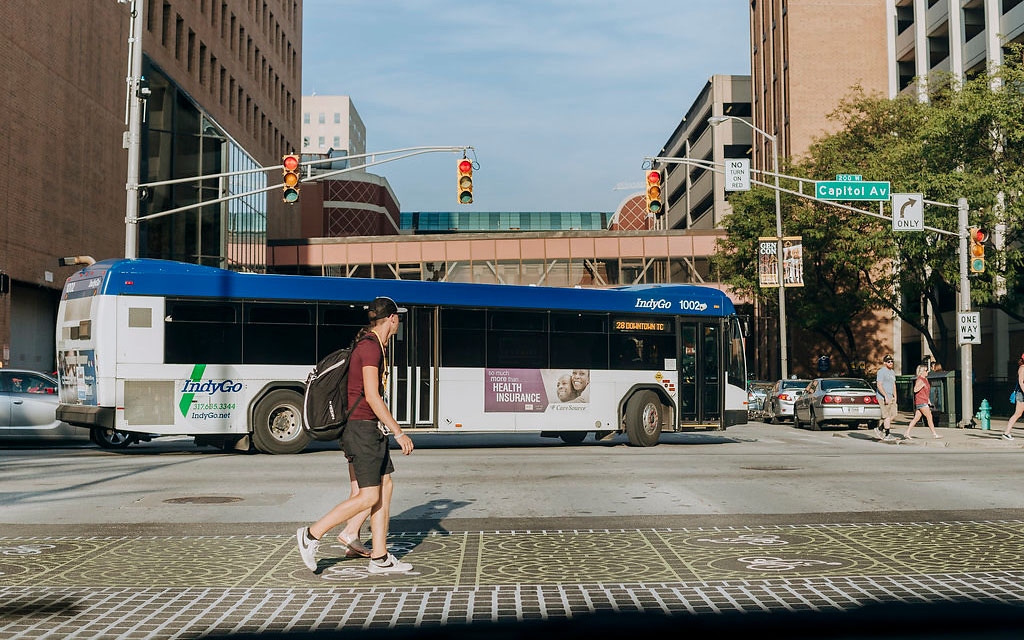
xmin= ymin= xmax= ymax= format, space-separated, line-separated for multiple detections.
xmin=318 ymin=112 xmax=325 ymax=124
xmin=303 ymin=136 xmax=310 ymax=147
xmin=333 ymin=136 xmax=340 ymax=148
xmin=303 ymin=112 xmax=309 ymax=124
xmin=318 ymin=136 xmax=325 ymax=147
xmin=334 ymin=112 xmax=341 ymax=123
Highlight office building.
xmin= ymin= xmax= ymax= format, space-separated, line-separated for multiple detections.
xmin=887 ymin=0 xmax=1024 ymax=382
xmin=749 ymin=0 xmax=888 ymax=173
xmin=301 ymin=95 xmax=366 ymax=165
xmin=0 ymin=0 xmax=302 ymax=369
xmin=654 ymin=75 xmax=752 ymax=230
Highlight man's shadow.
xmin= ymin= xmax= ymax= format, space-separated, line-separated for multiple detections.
xmin=319 ymin=498 xmax=471 ymax=570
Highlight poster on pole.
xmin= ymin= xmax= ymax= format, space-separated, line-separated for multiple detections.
xmin=758 ymin=237 xmax=779 ymax=288
xmin=782 ymin=236 xmax=805 ymax=287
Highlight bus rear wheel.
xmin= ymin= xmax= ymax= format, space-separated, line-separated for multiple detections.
xmin=252 ymin=390 xmax=311 ymax=454
xmin=90 ymin=427 xmax=137 ymax=449
xmin=558 ymin=431 xmax=588 ymax=444
xmin=625 ymin=390 xmax=663 ymax=447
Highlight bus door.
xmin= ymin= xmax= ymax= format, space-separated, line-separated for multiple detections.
xmin=676 ymin=321 xmax=698 ymax=424
xmin=390 ymin=306 xmax=436 ymax=427
xmin=700 ymin=322 xmax=722 ymax=424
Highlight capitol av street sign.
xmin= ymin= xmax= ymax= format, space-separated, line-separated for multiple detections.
xmin=815 ymin=180 xmax=890 ymax=201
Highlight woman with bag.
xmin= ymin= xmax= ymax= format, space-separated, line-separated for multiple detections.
xmin=904 ymin=364 xmax=942 ymax=440
xmin=1002 ymin=353 xmax=1024 ymax=441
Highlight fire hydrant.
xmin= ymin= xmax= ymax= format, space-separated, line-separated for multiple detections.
xmin=975 ymin=399 xmax=992 ymax=430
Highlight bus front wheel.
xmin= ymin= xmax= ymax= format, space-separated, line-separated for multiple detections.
xmin=252 ymin=390 xmax=311 ymax=454
xmin=625 ymin=391 xmax=662 ymax=447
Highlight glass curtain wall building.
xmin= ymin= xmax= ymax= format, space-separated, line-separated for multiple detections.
xmin=139 ymin=58 xmax=266 ymax=272
xmin=400 ymin=212 xmax=610 ymax=233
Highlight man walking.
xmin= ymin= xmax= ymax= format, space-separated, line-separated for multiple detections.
xmin=875 ymin=354 xmax=898 ymax=440
xmin=296 ymin=297 xmax=415 ymax=574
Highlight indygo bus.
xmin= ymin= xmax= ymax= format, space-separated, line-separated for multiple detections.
xmin=56 ymin=259 xmax=747 ymax=453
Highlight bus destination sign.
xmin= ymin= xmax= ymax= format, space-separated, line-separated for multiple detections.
xmin=613 ymin=318 xmax=671 ymax=333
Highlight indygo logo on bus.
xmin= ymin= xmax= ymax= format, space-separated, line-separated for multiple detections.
xmin=178 ymin=364 xmax=243 ymax=418
xmin=634 ymin=297 xmax=708 ymax=312
xmin=634 ymin=298 xmax=672 ymax=310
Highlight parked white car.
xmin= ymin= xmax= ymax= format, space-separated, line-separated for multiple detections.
xmin=0 ymin=370 xmax=85 ymax=440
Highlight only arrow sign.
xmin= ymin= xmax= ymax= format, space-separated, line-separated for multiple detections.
xmin=899 ymin=197 xmax=917 ymax=218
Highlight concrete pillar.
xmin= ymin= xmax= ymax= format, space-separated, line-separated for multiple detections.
xmin=948 ymin=0 xmax=964 ymax=81
xmin=914 ymin=0 xmax=928 ymax=102
xmin=886 ymin=0 xmax=899 ymax=98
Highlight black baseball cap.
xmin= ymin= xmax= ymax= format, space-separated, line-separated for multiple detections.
xmin=367 ymin=296 xmax=406 ymax=320
xmin=883 ymin=354 xmax=894 ymax=363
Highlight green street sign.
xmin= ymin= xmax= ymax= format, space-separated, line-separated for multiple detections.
xmin=815 ymin=180 xmax=890 ymax=201
xmin=836 ymin=174 xmax=862 ymax=181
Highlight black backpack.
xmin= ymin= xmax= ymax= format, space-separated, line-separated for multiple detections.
xmin=302 ymin=334 xmax=379 ymax=441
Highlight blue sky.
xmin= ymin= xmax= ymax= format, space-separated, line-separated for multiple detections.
xmin=302 ymin=1 xmax=750 ymax=213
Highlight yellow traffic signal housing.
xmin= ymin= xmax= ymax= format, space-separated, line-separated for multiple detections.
xmin=645 ymin=170 xmax=663 ymax=216
xmin=282 ymin=154 xmax=301 ymax=203
xmin=969 ymin=226 xmax=988 ymax=273
xmin=458 ymin=159 xmax=473 ymax=204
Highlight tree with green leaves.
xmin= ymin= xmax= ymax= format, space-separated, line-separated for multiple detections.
xmin=717 ymin=46 xmax=1024 ymax=373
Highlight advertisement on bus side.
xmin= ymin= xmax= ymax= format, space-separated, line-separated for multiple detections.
xmin=178 ymin=364 xmax=243 ymax=422
xmin=484 ymin=368 xmax=592 ymax=413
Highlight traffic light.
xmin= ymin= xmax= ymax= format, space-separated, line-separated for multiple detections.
xmin=969 ymin=227 xmax=989 ymax=274
xmin=458 ymin=159 xmax=473 ymax=204
xmin=282 ymin=154 xmax=301 ymax=203
xmin=645 ymin=170 xmax=663 ymax=216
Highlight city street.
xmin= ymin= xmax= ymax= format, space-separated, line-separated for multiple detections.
xmin=2 ymin=422 xmax=1023 ymax=637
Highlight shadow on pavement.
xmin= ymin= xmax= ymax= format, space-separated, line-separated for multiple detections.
xmin=215 ymin=601 xmax=1024 ymax=639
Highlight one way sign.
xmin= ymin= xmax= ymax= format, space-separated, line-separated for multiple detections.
xmin=958 ymin=312 xmax=981 ymax=345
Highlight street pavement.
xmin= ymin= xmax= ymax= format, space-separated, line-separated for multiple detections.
xmin=1 ymin=420 xmax=1023 ymax=637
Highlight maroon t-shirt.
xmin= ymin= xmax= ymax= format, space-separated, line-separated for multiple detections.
xmin=347 ymin=335 xmax=384 ymax=421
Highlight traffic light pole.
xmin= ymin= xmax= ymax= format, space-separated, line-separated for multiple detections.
xmin=123 ymin=0 xmax=145 ymax=259
xmin=958 ymin=197 xmax=974 ymax=428
xmin=131 ymin=146 xmax=473 ymax=223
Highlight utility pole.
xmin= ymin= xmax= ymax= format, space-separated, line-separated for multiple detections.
xmin=958 ymin=197 xmax=974 ymax=428
xmin=123 ymin=0 xmax=145 ymax=259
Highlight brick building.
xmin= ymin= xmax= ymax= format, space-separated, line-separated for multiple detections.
xmin=0 ymin=0 xmax=302 ymax=369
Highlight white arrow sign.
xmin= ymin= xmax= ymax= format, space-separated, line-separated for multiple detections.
xmin=725 ymin=159 xmax=750 ymax=192
xmin=958 ymin=312 xmax=981 ymax=345
xmin=892 ymin=193 xmax=923 ymax=231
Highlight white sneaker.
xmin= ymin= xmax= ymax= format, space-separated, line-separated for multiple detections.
xmin=296 ymin=527 xmax=320 ymax=571
xmin=873 ymin=427 xmax=883 ymax=439
xmin=367 ymin=552 xmax=413 ymax=574
xmin=1002 ymin=433 xmax=1014 ymax=441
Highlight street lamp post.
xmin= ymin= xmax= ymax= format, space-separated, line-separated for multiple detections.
xmin=709 ymin=115 xmax=788 ymax=379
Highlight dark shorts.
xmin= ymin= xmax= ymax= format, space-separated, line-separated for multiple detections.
xmin=340 ymin=420 xmax=394 ymax=488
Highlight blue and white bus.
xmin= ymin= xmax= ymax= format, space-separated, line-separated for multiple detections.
xmin=55 ymin=259 xmax=747 ymax=453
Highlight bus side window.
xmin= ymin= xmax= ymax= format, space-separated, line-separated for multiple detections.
xmin=165 ymin=299 xmax=242 ymax=364
xmin=317 ymin=305 xmax=365 ymax=360
xmin=550 ymin=312 xmax=608 ymax=369
xmin=610 ymin=333 xmax=675 ymax=370
xmin=440 ymin=309 xmax=486 ymax=367
xmin=243 ymin=302 xmax=316 ymax=365
xmin=487 ymin=311 xmax=548 ymax=368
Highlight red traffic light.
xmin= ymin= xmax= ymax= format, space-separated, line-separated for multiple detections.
xmin=459 ymin=160 xmax=472 ymax=174
xmin=974 ymin=228 xmax=989 ymax=243
xmin=283 ymin=155 xmax=299 ymax=171
xmin=647 ymin=171 xmax=661 ymax=185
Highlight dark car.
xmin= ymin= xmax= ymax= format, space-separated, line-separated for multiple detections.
xmin=793 ymin=377 xmax=882 ymax=431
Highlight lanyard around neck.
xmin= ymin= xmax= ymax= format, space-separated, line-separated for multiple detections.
xmin=371 ymin=329 xmax=388 ymax=393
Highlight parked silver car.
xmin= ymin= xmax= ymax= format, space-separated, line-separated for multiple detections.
xmin=765 ymin=378 xmax=811 ymax=423
xmin=793 ymin=377 xmax=882 ymax=431
xmin=0 ymin=369 xmax=85 ymax=440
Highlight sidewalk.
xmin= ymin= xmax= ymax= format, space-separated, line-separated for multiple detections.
xmin=854 ymin=413 xmax=1023 ymax=448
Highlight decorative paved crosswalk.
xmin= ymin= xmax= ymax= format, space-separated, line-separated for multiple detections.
xmin=2 ymin=521 xmax=1024 ymax=637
